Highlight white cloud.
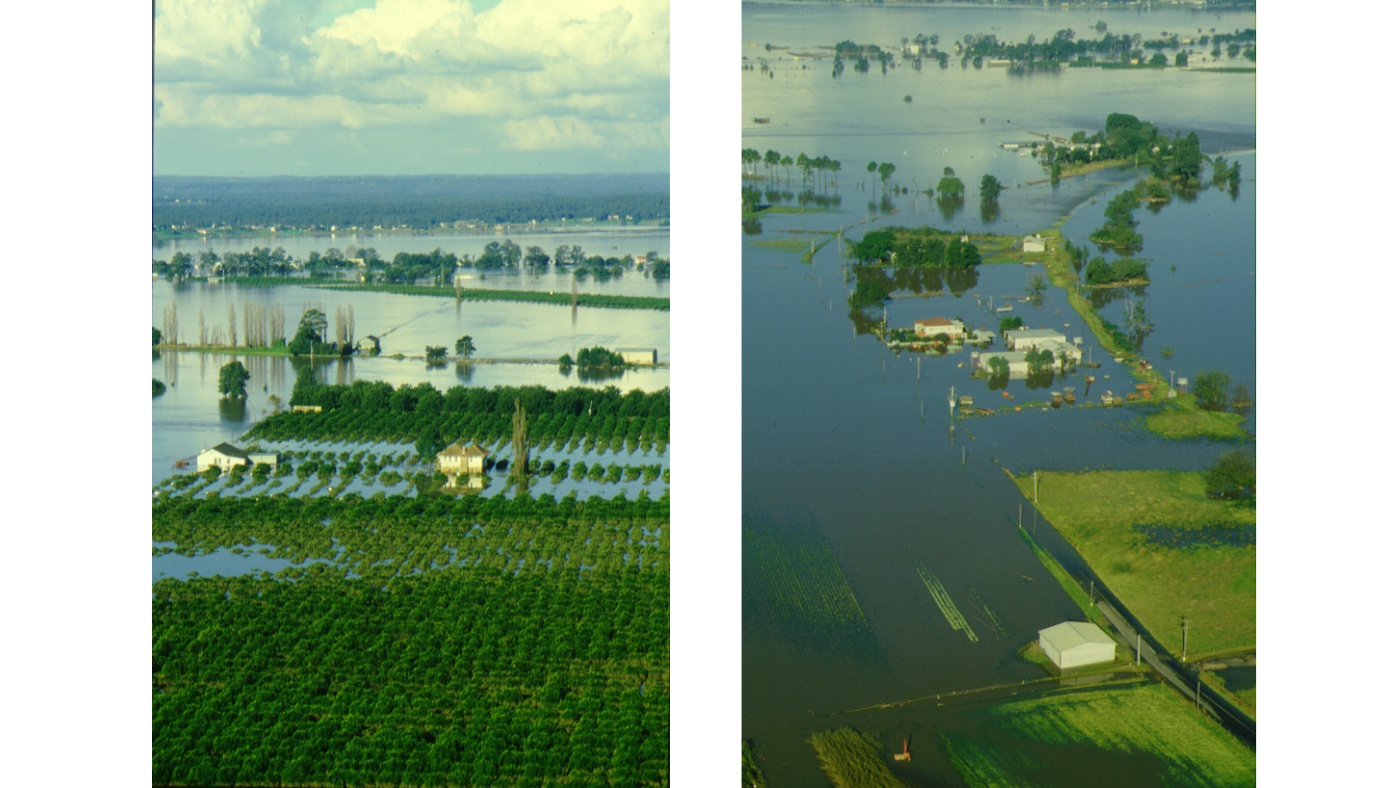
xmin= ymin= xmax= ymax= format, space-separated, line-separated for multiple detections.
xmin=154 ymin=0 xmax=667 ymax=161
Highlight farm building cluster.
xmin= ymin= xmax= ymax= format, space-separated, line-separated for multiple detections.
xmin=972 ymin=327 xmax=1084 ymax=376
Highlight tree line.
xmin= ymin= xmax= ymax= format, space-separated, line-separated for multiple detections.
xmin=153 ymin=242 xmax=669 ymax=284
xmin=153 ymin=173 xmax=669 ymax=231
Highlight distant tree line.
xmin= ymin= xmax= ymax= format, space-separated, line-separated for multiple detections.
xmin=153 ymin=241 xmax=668 ymax=286
xmin=153 ymin=174 xmax=668 ymax=231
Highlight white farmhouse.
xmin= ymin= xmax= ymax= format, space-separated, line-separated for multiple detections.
xmin=436 ymin=442 xmax=491 ymax=477
xmin=914 ymin=317 xmax=966 ymax=339
xmin=1038 ymin=621 xmax=1116 ymax=670
xmin=196 ymin=443 xmax=278 ymax=474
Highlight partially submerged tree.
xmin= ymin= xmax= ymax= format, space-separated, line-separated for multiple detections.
xmin=1204 ymin=450 xmax=1255 ymax=502
xmin=1191 ymin=370 xmax=1231 ymax=412
xmin=218 ymin=361 xmax=250 ymax=399
xmin=455 ymin=335 xmax=476 ymax=360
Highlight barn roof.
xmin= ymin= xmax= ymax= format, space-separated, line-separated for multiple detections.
xmin=1039 ymin=621 xmax=1114 ymax=652
xmin=439 ymin=442 xmax=490 ymax=458
xmin=204 ymin=442 xmax=249 ymax=460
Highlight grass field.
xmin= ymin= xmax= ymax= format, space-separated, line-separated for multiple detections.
xmin=1014 ymin=470 xmax=1255 ymax=659
xmin=1143 ymin=399 xmax=1251 ymax=441
xmin=807 ymin=728 xmax=904 ymax=788
xmin=1013 ymin=473 xmax=1254 ymax=657
xmin=940 ymin=683 xmax=1254 ymax=786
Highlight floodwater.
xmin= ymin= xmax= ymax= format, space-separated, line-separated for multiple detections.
xmin=742 ymin=3 xmax=1253 ymax=785
xmin=152 ymin=232 xmax=670 ymax=486
xmin=152 ymin=227 xmax=671 ymax=299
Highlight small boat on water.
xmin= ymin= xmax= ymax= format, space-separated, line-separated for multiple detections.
xmin=753 ymin=117 xmax=770 ymax=124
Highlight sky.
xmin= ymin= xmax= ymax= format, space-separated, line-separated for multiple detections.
xmin=154 ymin=0 xmax=670 ymax=176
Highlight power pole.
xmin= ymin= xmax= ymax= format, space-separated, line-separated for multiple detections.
xmin=1181 ymin=616 xmax=1189 ymax=662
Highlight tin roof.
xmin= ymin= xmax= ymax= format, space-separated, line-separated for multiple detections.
xmin=1038 ymin=621 xmax=1114 ymax=652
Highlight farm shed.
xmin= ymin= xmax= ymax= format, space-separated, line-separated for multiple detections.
xmin=1038 ymin=621 xmax=1116 ymax=670
xmin=972 ymin=350 xmax=1028 ymax=377
xmin=1005 ymin=328 xmax=1066 ymax=350
xmin=1022 ymin=234 xmax=1047 ymax=253
xmin=618 ymin=348 xmax=658 ymax=365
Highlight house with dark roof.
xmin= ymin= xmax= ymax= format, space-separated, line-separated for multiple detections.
xmin=196 ymin=443 xmax=278 ymax=474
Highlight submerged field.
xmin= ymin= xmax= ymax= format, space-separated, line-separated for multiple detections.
xmin=1014 ymin=470 xmax=1255 ymax=659
xmin=153 ymin=381 xmax=671 ymax=786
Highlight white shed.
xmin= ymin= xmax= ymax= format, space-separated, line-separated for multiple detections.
xmin=1022 ymin=234 xmax=1047 ymax=253
xmin=618 ymin=348 xmax=657 ymax=365
xmin=1038 ymin=621 xmax=1116 ymax=670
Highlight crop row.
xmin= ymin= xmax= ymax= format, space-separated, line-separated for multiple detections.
xmin=917 ymin=562 xmax=978 ymax=643
xmin=744 ymin=526 xmax=868 ymax=630
xmin=249 ymin=408 xmax=669 ymax=455
xmin=154 ymin=567 xmax=668 ymax=786
xmin=153 ymin=493 xmax=669 ymax=577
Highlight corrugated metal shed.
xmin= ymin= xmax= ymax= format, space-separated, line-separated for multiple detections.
xmin=1038 ymin=621 xmax=1116 ymax=670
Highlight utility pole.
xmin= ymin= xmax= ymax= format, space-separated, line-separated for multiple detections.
xmin=1136 ymin=633 xmax=1141 ymax=666
xmin=1033 ymin=470 xmax=1039 ymax=503
xmin=1181 ymin=616 xmax=1189 ymax=662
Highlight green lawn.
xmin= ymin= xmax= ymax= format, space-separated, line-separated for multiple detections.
xmin=1014 ymin=470 xmax=1255 ymax=659
xmin=941 ymin=683 xmax=1254 ymax=787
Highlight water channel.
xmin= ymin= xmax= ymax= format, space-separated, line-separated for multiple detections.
xmin=742 ymin=3 xmax=1254 ymax=784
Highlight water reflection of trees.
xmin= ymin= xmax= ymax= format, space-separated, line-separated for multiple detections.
xmin=845 ymin=265 xmax=980 ymax=335
xmin=577 ymin=366 xmax=627 ymax=383
xmin=936 ymin=196 xmax=962 ymax=222
xmin=743 ymin=218 xmax=763 ymax=236
xmin=217 ymin=397 xmax=247 ymax=423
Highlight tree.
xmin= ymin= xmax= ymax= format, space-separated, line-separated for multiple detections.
xmin=426 ymin=346 xmax=448 ymax=363
xmin=289 ymin=308 xmax=329 ymax=355
xmin=878 ymin=162 xmax=896 ymax=192
xmin=511 ymin=398 xmax=529 ymax=478
xmin=1204 ymin=450 xmax=1255 ymax=502
xmin=153 ymin=326 xmax=162 ymax=346
xmin=979 ymin=174 xmax=1003 ymax=203
xmin=218 ymin=361 xmax=250 ymax=399
xmin=455 ymin=335 xmax=476 ymax=359
xmin=936 ymin=174 xmax=965 ymax=201
xmin=1191 ymin=370 xmax=1231 ymax=412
